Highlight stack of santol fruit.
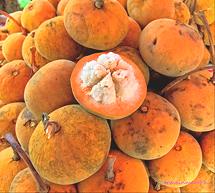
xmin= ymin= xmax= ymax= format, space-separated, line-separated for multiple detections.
xmin=0 ymin=0 xmax=214 ymax=192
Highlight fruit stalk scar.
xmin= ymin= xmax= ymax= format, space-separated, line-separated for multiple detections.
xmin=4 ymin=133 xmax=50 ymax=193
xmin=94 ymin=0 xmax=104 ymax=9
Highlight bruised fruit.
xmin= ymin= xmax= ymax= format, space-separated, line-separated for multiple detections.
xmin=164 ymin=70 xmax=214 ymax=132
xmin=9 ymin=168 xmax=77 ymax=193
xmin=15 ymin=107 xmax=38 ymax=152
xmin=78 ymin=150 xmax=149 ymax=192
xmin=180 ymin=165 xmax=215 ymax=193
xmin=2 ymin=33 xmax=26 ymax=62
xmin=200 ymin=130 xmax=215 ymax=172
xmin=29 ymin=104 xmax=111 ymax=184
xmin=112 ymin=92 xmax=180 ymax=160
xmin=0 ymin=147 xmax=26 ymax=192
xmin=148 ymin=131 xmax=202 ymax=188
xmin=71 ymin=52 xmax=147 ymax=119
xmin=0 ymin=60 xmax=31 ymax=103
xmin=5 ymin=11 xmax=22 ymax=34
xmin=174 ymin=0 xmax=190 ymax=24
xmin=139 ymin=19 xmax=204 ymax=77
xmin=57 ymin=0 xmax=69 ymax=15
xmin=34 ymin=16 xmax=82 ymax=61
xmin=64 ymin=0 xmax=129 ymax=50
xmin=22 ymin=31 xmax=50 ymax=71
xmin=24 ymin=60 xmax=76 ymax=120
xmin=120 ymin=17 xmax=141 ymax=49
xmin=21 ymin=0 xmax=56 ymax=32
xmin=112 ymin=46 xmax=150 ymax=84
xmin=127 ymin=0 xmax=175 ymax=27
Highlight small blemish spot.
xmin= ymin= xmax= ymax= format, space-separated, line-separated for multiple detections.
xmin=175 ymin=145 xmax=182 ymax=151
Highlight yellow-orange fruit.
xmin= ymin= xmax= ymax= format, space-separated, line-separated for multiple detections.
xmin=200 ymin=131 xmax=215 ymax=172
xmin=24 ymin=60 xmax=76 ymax=120
xmin=200 ymin=22 xmax=215 ymax=46
xmin=29 ymin=105 xmax=111 ymax=184
xmin=57 ymin=0 xmax=69 ymax=15
xmin=9 ymin=168 xmax=77 ymax=193
xmin=164 ymin=70 xmax=214 ymax=132
xmin=0 ymin=147 xmax=26 ymax=192
xmin=15 ymin=107 xmax=38 ymax=152
xmin=78 ymin=150 xmax=149 ymax=192
xmin=111 ymin=46 xmax=150 ymax=84
xmin=139 ymin=19 xmax=204 ymax=77
xmin=34 ymin=16 xmax=82 ymax=61
xmin=21 ymin=0 xmax=56 ymax=32
xmin=5 ymin=11 xmax=22 ymax=34
xmin=148 ymin=131 xmax=202 ymax=188
xmin=0 ymin=49 xmax=4 ymax=61
xmin=195 ymin=0 xmax=215 ymax=25
xmin=0 ymin=60 xmax=32 ymax=103
xmin=118 ymin=0 xmax=127 ymax=8
xmin=22 ymin=31 xmax=50 ymax=71
xmin=180 ymin=165 xmax=215 ymax=193
xmin=0 ymin=30 xmax=8 ymax=41
xmin=2 ymin=33 xmax=25 ymax=62
xmin=120 ymin=17 xmax=141 ymax=49
xmin=174 ymin=0 xmax=190 ymax=24
xmin=198 ymin=46 xmax=210 ymax=67
xmin=112 ymin=92 xmax=180 ymax=160
xmin=127 ymin=0 xmax=175 ymax=27
xmin=48 ymin=0 xmax=60 ymax=8
xmin=64 ymin=0 xmax=129 ymax=50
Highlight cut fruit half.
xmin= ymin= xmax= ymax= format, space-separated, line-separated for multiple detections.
xmin=71 ymin=52 xmax=147 ymax=119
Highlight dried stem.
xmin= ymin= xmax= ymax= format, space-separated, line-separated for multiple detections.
xmin=105 ymin=156 xmax=116 ymax=182
xmin=30 ymin=46 xmax=39 ymax=73
xmin=4 ymin=133 xmax=49 ymax=193
xmin=94 ymin=0 xmax=104 ymax=9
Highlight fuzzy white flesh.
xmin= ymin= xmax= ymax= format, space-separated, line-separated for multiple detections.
xmin=80 ymin=52 xmax=139 ymax=104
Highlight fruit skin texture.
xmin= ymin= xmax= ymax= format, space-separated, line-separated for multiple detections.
xmin=2 ymin=33 xmax=26 ymax=62
xmin=5 ymin=11 xmax=22 ymax=34
xmin=127 ymin=0 xmax=175 ymax=27
xmin=22 ymin=31 xmax=50 ymax=71
xmin=174 ymin=0 xmax=190 ymax=24
xmin=139 ymin=19 xmax=204 ymax=77
xmin=148 ymin=131 xmax=202 ymax=188
xmin=180 ymin=165 xmax=215 ymax=193
xmin=71 ymin=52 xmax=147 ymax=120
xmin=200 ymin=131 xmax=215 ymax=173
xmin=149 ymin=180 xmax=180 ymax=193
xmin=48 ymin=0 xmax=61 ymax=8
xmin=118 ymin=0 xmax=127 ymax=8
xmin=78 ymin=150 xmax=149 ymax=193
xmin=111 ymin=46 xmax=150 ymax=84
xmin=198 ymin=46 xmax=210 ymax=67
xmin=0 ymin=30 xmax=8 ymax=41
xmin=21 ymin=0 xmax=56 ymax=32
xmin=9 ymin=168 xmax=77 ymax=193
xmin=120 ymin=17 xmax=141 ymax=49
xmin=0 ymin=147 xmax=26 ymax=192
xmin=164 ymin=71 xmax=214 ymax=132
xmin=57 ymin=0 xmax=69 ymax=15
xmin=15 ymin=107 xmax=38 ymax=153
xmin=29 ymin=105 xmax=111 ymax=185
xmin=24 ymin=59 xmax=76 ymax=120
xmin=0 ymin=60 xmax=32 ymax=104
xmin=112 ymin=92 xmax=181 ymax=160
xmin=64 ymin=0 xmax=129 ymax=50
xmin=35 ymin=16 xmax=82 ymax=61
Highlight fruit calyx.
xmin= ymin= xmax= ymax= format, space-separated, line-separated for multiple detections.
xmin=94 ymin=0 xmax=104 ymax=9
xmin=42 ymin=113 xmax=61 ymax=139
xmin=105 ymin=156 xmax=116 ymax=183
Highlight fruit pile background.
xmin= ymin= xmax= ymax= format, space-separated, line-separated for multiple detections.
xmin=0 ymin=0 xmax=214 ymax=192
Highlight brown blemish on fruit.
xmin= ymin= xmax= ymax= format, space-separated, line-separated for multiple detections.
xmin=12 ymin=70 xmax=19 ymax=76
xmin=175 ymin=145 xmax=182 ymax=151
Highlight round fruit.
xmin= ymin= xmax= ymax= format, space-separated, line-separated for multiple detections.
xmin=71 ymin=52 xmax=147 ymax=120
xmin=174 ymin=0 xmax=190 ymax=24
xmin=2 ymin=33 xmax=26 ymax=62
xmin=21 ymin=0 xmax=56 ymax=32
xmin=180 ymin=165 xmax=215 ymax=193
xmin=112 ymin=92 xmax=180 ymax=160
xmin=139 ymin=19 xmax=204 ymax=77
xmin=5 ymin=11 xmax=22 ymax=34
xmin=24 ymin=59 xmax=76 ymax=120
xmin=34 ymin=16 xmax=82 ymax=61
xmin=22 ymin=30 xmax=50 ymax=71
xmin=15 ymin=107 xmax=38 ymax=152
xmin=29 ymin=104 xmax=111 ymax=184
xmin=57 ymin=0 xmax=69 ymax=15
xmin=9 ymin=168 xmax=77 ymax=193
xmin=78 ymin=150 xmax=149 ymax=192
xmin=64 ymin=0 xmax=129 ymax=50
xmin=0 ymin=60 xmax=31 ymax=103
xmin=148 ymin=131 xmax=202 ymax=188
xmin=127 ymin=0 xmax=175 ymax=27
xmin=0 ymin=147 xmax=26 ymax=192
xmin=164 ymin=70 xmax=214 ymax=132
xmin=111 ymin=46 xmax=150 ymax=84
xmin=200 ymin=130 xmax=215 ymax=172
